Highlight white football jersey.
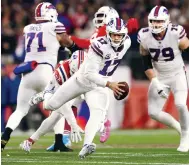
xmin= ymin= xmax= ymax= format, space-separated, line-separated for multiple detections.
xmin=24 ymin=21 xmax=66 ymax=68
xmin=138 ymin=23 xmax=186 ymax=77
xmin=77 ymin=36 xmax=131 ymax=87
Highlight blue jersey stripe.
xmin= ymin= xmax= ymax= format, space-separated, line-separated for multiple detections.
xmin=59 ymin=66 xmax=66 ymax=82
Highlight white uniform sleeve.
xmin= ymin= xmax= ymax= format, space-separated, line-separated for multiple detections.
xmin=83 ymin=44 xmax=108 ymax=87
xmin=52 ymin=22 xmax=66 ymax=34
xmin=137 ymin=28 xmax=148 ymax=49
xmin=177 ymin=25 xmax=187 ymax=43
xmin=23 ymin=26 xmax=28 ymax=36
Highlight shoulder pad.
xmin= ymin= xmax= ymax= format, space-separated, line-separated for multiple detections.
xmin=90 ymin=37 xmax=107 ymax=58
xmin=137 ymin=27 xmax=149 ymax=44
xmin=54 ymin=22 xmax=66 ymax=34
xmin=168 ymin=24 xmax=186 ymax=40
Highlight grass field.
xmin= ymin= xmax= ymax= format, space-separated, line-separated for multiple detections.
xmin=1 ymin=130 xmax=189 ymax=165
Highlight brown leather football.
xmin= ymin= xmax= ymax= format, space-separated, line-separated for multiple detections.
xmin=114 ymin=82 xmax=129 ymax=100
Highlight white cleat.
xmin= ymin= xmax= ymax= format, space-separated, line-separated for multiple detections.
xmin=177 ymin=131 xmax=189 ymax=152
xmin=29 ymin=91 xmax=45 ymax=106
xmin=20 ymin=140 xmax=33 ymax=153
xmin=78 ymin=143 xmax=96 ymax=159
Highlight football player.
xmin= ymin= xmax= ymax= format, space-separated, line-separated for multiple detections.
xmin=70 ymin=6 xmax=139 ymax=49
xmin=41 ymin=17 xmax=131 ymax=159
xmin=138 ymin=6 xmax=189 ymax=152
xmin=1 ymin=2 xmax=82 ymax=151
xmin=48 ymin=6 xmax=139 ymax=150
xmin=46 ymin=6 xmax=123 ymax=151
xmin=20 ymin=50 xmax=86 ymax=152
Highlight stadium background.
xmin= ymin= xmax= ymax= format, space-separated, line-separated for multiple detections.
xmin=1 ymin=0 xmax=189 ymax=133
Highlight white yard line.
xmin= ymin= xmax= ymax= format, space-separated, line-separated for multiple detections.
xmin=3 ymin=151 xmax=187 ymax=156
xmin=1 ymin=160 xmax=187 ymax=165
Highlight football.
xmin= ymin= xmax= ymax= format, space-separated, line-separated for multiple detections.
xmin=114 ymin=81 xmax=129 ymax=100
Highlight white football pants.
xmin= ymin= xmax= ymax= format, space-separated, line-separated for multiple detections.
xmin=44 ymin=74 xmax=110 ymax=145
xmin=148 ymin=69 xmax=189 ymax=134
xmin=6 ymin=64 xmax=53 ymax=130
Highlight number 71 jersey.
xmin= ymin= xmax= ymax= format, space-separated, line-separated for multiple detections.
xmin=24 ymin=22 xmax=66 ymax=67
xmin=137 ymin=23 xmax=186 ymax=76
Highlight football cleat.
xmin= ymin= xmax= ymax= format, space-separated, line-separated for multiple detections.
xmin=78 ymin=143 xmax=96 ymax=159
xmin=46 ymin=142 xmax=73 ymax=152
xmin=1 ymin=140 xmax=8 ymax=151
xmin=20 ymin=140 xmax=33 ymax=153
xmin=177 ymin=131 xmax=189 ymax=152
xmin=100 ymin=119 xmax=111 ymax=143
xmin=46 ymin=143 xmax=55 ymax=151
xmin=46 ymin=134 xmax=71 ymax=151
xmin=63 ymin=134 xmax=72 ymax=147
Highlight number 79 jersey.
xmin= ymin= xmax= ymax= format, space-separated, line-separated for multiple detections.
xmin=24 ymin=22 xmax=66 ymax=68
xmin=137 ymin=23 xmax=186 ymax=77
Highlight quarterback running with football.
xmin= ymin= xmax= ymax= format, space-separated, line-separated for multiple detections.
xmin=138 ymin=6 xmax=189 ymax=152
xmin=41 ymin=17 xmax=131 ymax=158
xmin=45 ymin=6 xmax=139 ymax=151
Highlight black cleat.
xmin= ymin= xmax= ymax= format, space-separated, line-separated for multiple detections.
xmin=47 ymin=133 xmax=73 ymax=152
xmin=1 ymin=127 xmax=13 ymax=151
xmin=52 ymin=143 xmax=73 ymax=152
xmin=1 ymin=140 xmax=8 ymax=151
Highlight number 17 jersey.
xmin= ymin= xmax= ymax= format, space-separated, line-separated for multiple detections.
xmin=137 ymin=24 xmax=187 ymax=77
xmin=24 ymin=22 xmax=66 ymax=68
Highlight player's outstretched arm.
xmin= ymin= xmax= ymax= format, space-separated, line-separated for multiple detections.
xmin=70 ymin=36 xmax=90 ymax=49
xmin=56 ymin=33 xmax=83 ymax=54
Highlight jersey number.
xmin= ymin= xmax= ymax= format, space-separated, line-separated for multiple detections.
xmin=149 ymin=47 xmax=174 ymax=62
xmin=26 ymin=32 xmax=46 ymax=52
xmin=99 ymin=59 xmax=121 ymax=76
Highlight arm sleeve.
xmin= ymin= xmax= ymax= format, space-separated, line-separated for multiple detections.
xmin=70 ymin=36 xmax=90 ymax=49
xmin=137 ymin=29 xmax=148 ymax=49
xmin=54 ymin=22 xmax=66 ymax=34
xmin=84 ymin=45 xmax=108 ymax=87
xmin=177 ymin=25 xmax=187 ymax=43
xmin=96 ymin=26 xmax=106 ymax=37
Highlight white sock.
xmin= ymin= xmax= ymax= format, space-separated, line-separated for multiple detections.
xmin=53 ymin=116 xmax=65 ymax=134
xmin=84 ymin=109 xmax=105 ymax=145
xmin=176 ymin=105 xmax=189 ymax=132
xmin=30 ymin=112 xmax=61 ymax=141
xmin=6 ymin=110 xmax=26 ymax=130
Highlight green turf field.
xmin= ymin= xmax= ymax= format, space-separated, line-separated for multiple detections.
xmin=1 ymin=130 xmax=189 ymax=165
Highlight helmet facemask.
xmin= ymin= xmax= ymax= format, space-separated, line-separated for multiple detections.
xmin=93 ymin=6 xmax=119 ymax=28
xmin=108 ymin=32 xmax=126 ymax=48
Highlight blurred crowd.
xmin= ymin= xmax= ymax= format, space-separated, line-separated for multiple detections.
xmin=1 ymin=0 xmax=189 ymax=131
xmin=2 ymin=0 xmax=189 ymax=63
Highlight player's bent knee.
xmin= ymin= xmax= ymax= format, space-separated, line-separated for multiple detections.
xmin=148 ymin=108 xmax=159 ymax=119
xmin=149 ymin=112 xmax=159 ymax=119
xmin=43 ymin=100 xmax=58 ymax=111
